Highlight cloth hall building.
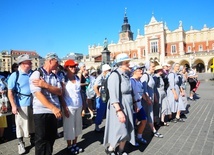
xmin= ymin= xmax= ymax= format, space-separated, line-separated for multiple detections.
xmin=86 ymin=13 xmax=214 ymax=73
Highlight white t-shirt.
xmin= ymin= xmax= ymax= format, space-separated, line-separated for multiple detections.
xmin=64 ymin=76 xmax=82 ymax=109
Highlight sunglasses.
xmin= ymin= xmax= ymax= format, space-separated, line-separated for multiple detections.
xmin=68 ymin=66 xmax=76 ymax=68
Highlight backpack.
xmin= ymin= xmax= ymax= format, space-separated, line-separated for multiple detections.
xmin=100 ymin=70 xmax=121 ymax=103
xmin=162 ymin=73 xmax=169 ymax=91
xmin=163 ymin=72 xmax=175 ymax=91
xmin=154 ymin=76 xmax=161 ymax=88
xmin=14 ymin=68 xmax=58 ymax=104
xmin=86 ymin=76 xmax=96 ymax=99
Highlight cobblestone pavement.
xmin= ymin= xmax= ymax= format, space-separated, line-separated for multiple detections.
xmin=0 ymin=73 xmax=214 ymax=155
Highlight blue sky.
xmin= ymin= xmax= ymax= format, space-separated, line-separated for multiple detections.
xmin=1 ymin=0 xmax=213 ymax=58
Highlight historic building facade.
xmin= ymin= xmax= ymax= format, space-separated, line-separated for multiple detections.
xmin=87 ymin=13 xmax=214 ymax=73
xmin=0 ymin=50 xmax=44 ymax=72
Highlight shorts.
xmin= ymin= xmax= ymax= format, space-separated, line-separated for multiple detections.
xmin=15 ymin=106 xmax=34 ymax=138
xmin=133 ymin=107 xmax=147 ymax=122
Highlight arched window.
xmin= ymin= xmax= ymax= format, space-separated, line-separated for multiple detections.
xmin=199 ymin=45 xmax=203 ymax=51
xmin=188 ymin=46 xmax=192 ymax=52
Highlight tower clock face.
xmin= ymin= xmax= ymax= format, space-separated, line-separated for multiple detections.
xmin=122 ymin=33 xmax=126 ymax=37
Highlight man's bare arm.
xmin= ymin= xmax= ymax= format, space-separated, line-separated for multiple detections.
xmin=32 ymin=79 xmax=62 ymax=96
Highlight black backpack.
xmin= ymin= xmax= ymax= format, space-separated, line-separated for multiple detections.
xmin=162 ymin=72 xmax=175 ymax=91
xmin=100 ymin=70 xmax=121 ymax=103
xmin=162 ymin=73 xmax=169 ymax=91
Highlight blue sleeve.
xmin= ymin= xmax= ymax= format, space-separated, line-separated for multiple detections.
xmin=7 ymin=72 xmax=16 ymax=90
xmin=130 ymin=78 xmax=138 ymax=102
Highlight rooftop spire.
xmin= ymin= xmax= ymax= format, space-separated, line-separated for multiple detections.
xmin=124 ymin=7 xmax=127 ymax=16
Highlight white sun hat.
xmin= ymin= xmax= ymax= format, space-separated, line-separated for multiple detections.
xmin=102 ymin=64 xmax=111 ymax=72
xmin=155 ymin=65 xmax=163 ymax=71
xmin=115 ymin=53 xmax=131 ymax=63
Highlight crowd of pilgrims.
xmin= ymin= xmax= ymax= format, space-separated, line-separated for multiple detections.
xmin=0 ymin=52 xmax=199 ymax=155
xmin=60 ymin=53 xmax=197 ymax=155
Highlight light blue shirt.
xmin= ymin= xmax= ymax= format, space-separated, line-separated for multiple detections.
xmin=8 ymin=71 xmax=31 ymax=107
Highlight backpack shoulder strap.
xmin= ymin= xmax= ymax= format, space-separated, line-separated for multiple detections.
xmin=112 ymin=70 xmax=122 ymax=98
xmin=15 ymin=71 xmax=19 ymax=85
xmin=37 ymin=68 xmax=43 ymax=78
xmin=14 ymin=70 xmax=31 ymax=97
xmin=144 ymin=72 xmax=150 ymax=83
xmin=130 ymin=78 xmax=136 ymax=96
xmin=75 ymin=75 xmax=79 ymax=80
xmin=112 ymin=70 xmax=122 ymax=85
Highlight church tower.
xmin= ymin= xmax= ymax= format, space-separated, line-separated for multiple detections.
xmin=119 ymin=8 xmax=134 ymax=43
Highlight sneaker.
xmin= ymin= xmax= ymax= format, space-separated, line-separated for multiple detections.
xmin=189 ymin=97 xmax=195 ymax=101
xmin=176 ymin=118 xmax=185 ymax=122
xmin=153 ymin=131 xmax=163 ymax=138
xmin=116 ymin=151 xmax=128 ymax=155
xmin=18 ymin=142 xmax=26 ymax=155
xmin=105 ymin=146 xmax=115 ymax=155
xmin=170 ymin=118 xmax=178 ymax=123
xmin=74 ymin=145 xmax=83 ymax=153
xmin=136 ymin=137 xmax=147 ymax=144
xmin=71 ymin=144 xmax=83 ymax=154
xmin=134 ymin=142 xmax=139 ymax=147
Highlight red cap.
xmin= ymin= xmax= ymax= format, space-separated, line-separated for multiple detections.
xmin=64 ymin=59 xmax=78 ymax=68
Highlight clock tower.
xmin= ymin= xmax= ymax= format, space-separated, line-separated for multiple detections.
xmin=119 ymin=8 xmax=133 ymax=43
